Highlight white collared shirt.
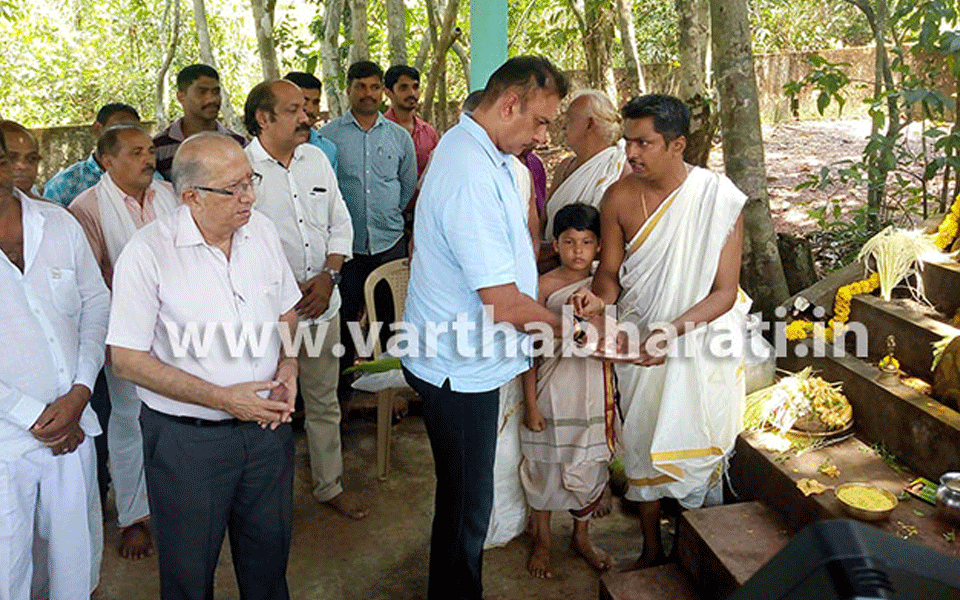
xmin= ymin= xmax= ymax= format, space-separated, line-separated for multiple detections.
xmin=0 ymin=191 xmax=109 ymax=457
xmin=106 ymin=205 xmax=301 ymax=421
xmin=246 ymin=138 xmax=353 ymax=323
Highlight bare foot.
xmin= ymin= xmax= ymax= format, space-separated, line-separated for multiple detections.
xmin=593 ymin=485 xmax=613 ymax=518
xmin=528 ymin=536 xmax=553 ymax=578
xmin=572 ymin=534 xmax=612 ymax=572
xmin=119 ymin=521 xmax=154 ymax=560
xmin=392 ymin=395 xmax=409 ymax=420
xmin=624 ymin=551 xmax=668 ymax=572
xmin=324 ymin=491 xmax=370 ymax=520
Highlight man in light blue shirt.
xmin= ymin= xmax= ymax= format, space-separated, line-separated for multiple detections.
xmin=401 ymin=56 xmax=569 ymax=600
xmin=282 ymin=71 xmax=339 ymax=169
xmin=319 ymin=60 xmax=417 ymax=402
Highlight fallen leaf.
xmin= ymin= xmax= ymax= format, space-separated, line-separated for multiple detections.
xmin=797 ymin=478 xmax=831 ymax=496
xmin=819 ymin=464 xmax=840 ymax=479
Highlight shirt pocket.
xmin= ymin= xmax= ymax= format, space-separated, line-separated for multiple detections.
xmin=305 ymin=188 xmax=330 ymax=229
xmin=48 ymin=267 xmax=81 ymax=317
xmin=260 ymin=280 xmax=283 ymax=319
xmin=371 ymin=147 xmax=400 ymax=182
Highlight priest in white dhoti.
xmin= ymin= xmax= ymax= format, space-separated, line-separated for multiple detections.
xmin=0 ymin=138 xmax=110 ymax=600
xmin=575 ymin=94 xmax=748 ymax=568
xmin=69 ymin=124 xmax=178 ymax=560
xmin=541 ymin=90 xmax=628 ymax=250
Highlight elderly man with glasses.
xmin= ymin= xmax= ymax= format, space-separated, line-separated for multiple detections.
xmin=107 ymin=132 xmax=301 ymax=600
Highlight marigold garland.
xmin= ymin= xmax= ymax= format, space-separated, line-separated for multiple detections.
xmin=879 ymin=355 xmax=900 ymax=370
xmin=786 ymin=194 xmax=960 ymax=342
xmin=933 ymin=193 xmax=960 ymax=250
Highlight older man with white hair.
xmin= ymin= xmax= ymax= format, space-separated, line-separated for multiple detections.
xmin=108 ymin=132 xmax=301 ymax=600
xmin=542 ymin=90 xmax=630 ymax=256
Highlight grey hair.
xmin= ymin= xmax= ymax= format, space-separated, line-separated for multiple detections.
xmin=569 ymin=89 xmax=621 ymax=146
xmin=171 ymin=131 xmax=231 ymax=194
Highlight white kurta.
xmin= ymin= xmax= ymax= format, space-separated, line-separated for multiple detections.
xmin=616 ymin=167 xmax=749 ymax=508
xmin=0 ymin=192 xmax=109 ymax=600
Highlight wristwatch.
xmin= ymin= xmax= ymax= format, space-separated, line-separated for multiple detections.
xmin=321 ymin=266 xmax=342 ymax=285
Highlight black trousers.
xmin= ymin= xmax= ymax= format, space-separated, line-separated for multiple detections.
xmin=140 ymin=405 xmax=294 ymax=600
xmin=402 ymin=367 xmax=500 ymax=600
xmin=338 ymin=238 xmax=407 ymax=401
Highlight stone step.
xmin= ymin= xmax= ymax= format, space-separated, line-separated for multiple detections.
xmin=848 ymin=293 xmax=960 ymax=377
xmin=921 ymin=257 xmax=960 ymax=317
xmin=729 ymin=431 xmax=960 ymax=561
xmin=676 ymin=502 xmax=792 ymax=600
xmin=599 ymin=563 xmax=698 ymax=600
xmin=780 ymin=349 xmax=960 ymax=480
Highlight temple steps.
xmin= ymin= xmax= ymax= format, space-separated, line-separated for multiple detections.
xmin=599 ymin=502 xmax=791 ymax=600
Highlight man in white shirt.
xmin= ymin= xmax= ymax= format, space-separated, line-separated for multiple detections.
xmin=69 ymin=124 xmax=179 ymax=560
xmin=243 ymin=80 xmax=368 ymax=520
xmin=0 ymin=136 xmax=110 ymax=600
xmin=107 ymin=132 xmax=301 ymax=600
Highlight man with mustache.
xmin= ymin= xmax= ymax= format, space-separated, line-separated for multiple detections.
xmin=44 ymin=103 xmax=148 ymax=207
xmin=282 ymin=71 xmax=339 ymax=169
xmin=319 ymin=61 xmax=417 ymax=409
xmin=68 ymin=124 xmax=179 ymax=560
xmin=243 ymin=80 xmax=364 ymax=520
xmin=153 ymin=64 xmax=247 ymax=181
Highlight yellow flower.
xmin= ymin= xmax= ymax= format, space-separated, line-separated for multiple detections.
xmin=879 ymin=356 xmax=900 ymax=370
xmin=785 ymin=320 xmax=812 ymax=340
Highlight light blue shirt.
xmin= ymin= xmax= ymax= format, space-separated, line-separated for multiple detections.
xmin=319 ymin=111 xmax=417 ymax=255
xmin=308 ymin=129 xmax=339 ymax=171
xmin=401 ymin=115 xmax=537 ymax=393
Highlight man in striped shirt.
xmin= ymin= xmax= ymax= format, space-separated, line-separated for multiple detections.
xmin=153 ymin=64 xmax=246 ymax=181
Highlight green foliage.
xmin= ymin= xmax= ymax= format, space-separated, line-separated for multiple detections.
xmin=0 ymin=0 xmax=260 ymax=127
xmin=749 ymin=0 xmax=871 ymax=53
xmin=783 ymin=54 xmax=853 ymax=117
xmin=789 ymin=0 xmax=960 ymax=272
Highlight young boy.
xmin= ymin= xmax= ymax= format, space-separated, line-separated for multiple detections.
xmin=520 ymin=203 xmax=615 ymax=578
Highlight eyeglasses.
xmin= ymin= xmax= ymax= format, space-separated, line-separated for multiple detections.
xmin=194 ymin=172 xmax=262 ymax=197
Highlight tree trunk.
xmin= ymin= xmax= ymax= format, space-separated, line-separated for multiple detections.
xmin=192 ymin=0 xmax=239 ymax=129
xmin=567 ymin=0 xmax=618 ymax=101
xmin=614 ymin=0 xmax=645 ymax=97
xmin=348 ymin=0 xmax=369 ymax=65
xmin=414 ymin=24 xmax=432 ymax=72
xmin=844 ymin=0 xmax=899 ymax=229
xmin=710 ymin=0 xmax=789 ymax=318
xmin=422 ymin=0 xmax=459 ymax=124
xmin=676 ymin=0 xmax=717 ymax=167
xmin=321 ymin=0 xmax=346 ymax=117
xmin=451 ymin=40 xmax=470 ymax=86
xmin=156 ymin=0 xmax=181 ymax=129
xmin=385 ymin=0 xmax=407 ymax=65
xmin=250 ymin=0 xmax=280 ymax=80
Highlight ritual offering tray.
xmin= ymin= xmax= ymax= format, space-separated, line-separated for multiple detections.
xmin=744 ymin=367 xmax=854 ymax=437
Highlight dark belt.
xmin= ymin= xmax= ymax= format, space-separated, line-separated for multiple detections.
xmin=145 ymin=405 xmax=241 ymax=428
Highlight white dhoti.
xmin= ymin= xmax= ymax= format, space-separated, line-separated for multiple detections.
xmin=519 ymin=278 xmax=614 ymax=518
xmin=96 ymin=174 xmax=176 ymax=527
xmin=484 ymin=377 xmax=528 ymax=549
xmin=617 ymin=166 xmax=749 ymax=509
xmin=544 ymin=145 xmax=626 ymax=241
xmin=104 ymin=361 xmax=149 ymax=527
xmin=0 ymin=437 xmax=101 ymax=600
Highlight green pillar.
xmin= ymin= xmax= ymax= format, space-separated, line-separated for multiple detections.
xmin=469 ymin=0 xmax=508 ymax=91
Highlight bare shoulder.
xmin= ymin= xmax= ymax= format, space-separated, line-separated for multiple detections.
xmin=538 ymin=269 xmax=570 ymax=305
xmin=600 ymin=175 xmax=642 ymax=214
